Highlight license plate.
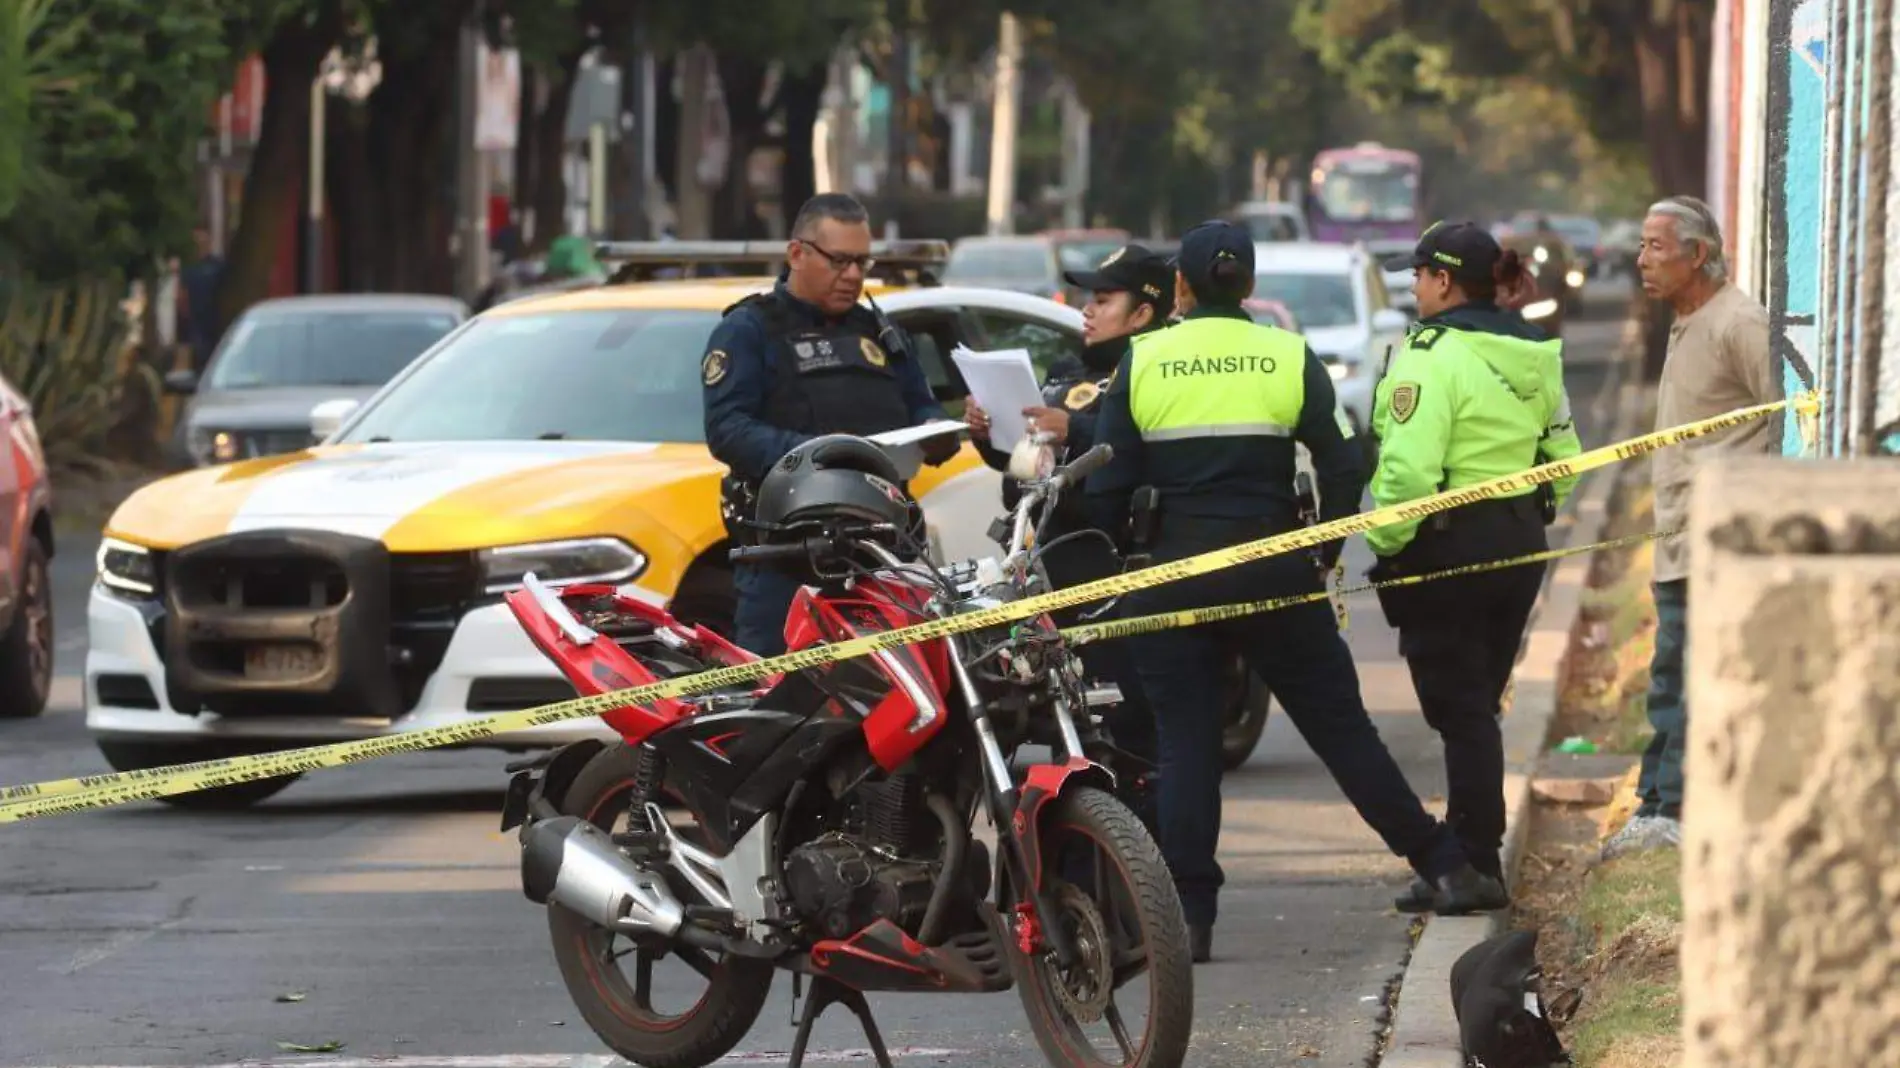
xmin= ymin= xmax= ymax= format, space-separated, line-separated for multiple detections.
xmin=244 ymin=645 xmax=320 ymax=680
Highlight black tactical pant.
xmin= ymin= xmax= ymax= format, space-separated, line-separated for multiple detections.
xmin=1125 ymin=515 xmax=1467 ymax=928
xmin=1374 ymin=496 xmax=1549 ymax=882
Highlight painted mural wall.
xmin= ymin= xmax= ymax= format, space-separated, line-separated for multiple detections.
xmin=1765 ymin=0 xmax=1826 ymax=456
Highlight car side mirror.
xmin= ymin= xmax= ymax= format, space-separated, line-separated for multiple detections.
xmin=1371 ymin=309 xmax=1409 ymax=333
xmin=163 ymin=369 xmax=199 ymax=395
xmin=309 ymin=398 xmax=361 ymax=441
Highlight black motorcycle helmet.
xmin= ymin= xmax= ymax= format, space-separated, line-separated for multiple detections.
xmin=753 ymin=435 xmax=918 ymax=541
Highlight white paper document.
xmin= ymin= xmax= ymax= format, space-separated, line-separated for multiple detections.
xmin=867 ymin=420 xmax=968 ymax=448
xmin=947 ymin=345 xmax=1043 ymax=451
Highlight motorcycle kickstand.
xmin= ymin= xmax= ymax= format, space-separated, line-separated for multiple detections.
xmin=786 ymin=975 xmax=895 ymax=1068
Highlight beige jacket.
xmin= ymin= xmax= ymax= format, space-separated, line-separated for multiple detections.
xmin=1652 ymin=282 xmax=1781 ymax=584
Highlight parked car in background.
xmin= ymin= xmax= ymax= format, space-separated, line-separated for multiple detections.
xmin=1250 ymin=242 xmax=1409 ymax=458
xmin=165 ymin=294 xmax=468 ymax=467
xmin=943 ymin=236 xmax=1066 ymax=303
xmin=1231 ymin=201 xmax=1311 ymax=243
xmin=1241 ymin=297 xmax=1299 ymax=332
xmin=0 ymin=370 xmax=54 ymax=718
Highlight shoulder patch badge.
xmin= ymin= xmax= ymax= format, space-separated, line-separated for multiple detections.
xmin=701 ymin=349 xmax=730 ymax=387
xmin=1409 ymin=326 xmax=1444 ymax=351
xmin=1390 ymin=381 xmax=1421 ymax=424
xmin=859 ymin=335 xmax=888 ymax=368
xmin=1064 ymin=381 xmax=1102 ymax=411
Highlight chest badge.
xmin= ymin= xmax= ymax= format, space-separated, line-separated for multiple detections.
xmin=859 ymin=336 xmax=888 ymax=368
xmin=702 ymin=349 xmax=730 ymax=387
xmin=794 ymin=341 xmax=816 ymax=360
xmin=1064 ymin=381 xmax=1101 ymax=410
xmin=1390 ymin=381 xmax=1421 ymax=423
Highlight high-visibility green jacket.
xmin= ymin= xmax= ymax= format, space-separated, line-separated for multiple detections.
xmin=1368 ymin=304 xmax=1582 ymax=556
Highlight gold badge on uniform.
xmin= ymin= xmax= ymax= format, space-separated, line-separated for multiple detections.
xmin=1064 ymin=381 xmax=1101 ymax=410
xmin=702 ymin=349 xmax=730 ymax=386
xmin=1391 ymin=382 xmax=1421 ymax=423
xmin=859 ymin=336 xmax=887 ymax=368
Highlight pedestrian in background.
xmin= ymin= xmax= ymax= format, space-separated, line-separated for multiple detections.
xmin=1603 ymin=195 xmax=1779 ymax=860
xmin=177 ymin=226 xmax=226 ymax=371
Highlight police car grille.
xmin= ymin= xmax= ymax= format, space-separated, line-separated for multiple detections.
xmin=389 ymin=552 xmax=483 ymax=709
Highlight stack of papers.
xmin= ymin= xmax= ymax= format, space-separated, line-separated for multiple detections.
xmin=947 ymin=345 xmax=1043 ymax=451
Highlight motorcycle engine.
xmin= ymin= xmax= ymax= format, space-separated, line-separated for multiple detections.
xmin=783 ymin=833 xmax=938 ymax=940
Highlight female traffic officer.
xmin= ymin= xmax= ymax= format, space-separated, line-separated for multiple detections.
xmin=962 ymin=244 xmax=1177 ymax=771
xmin=1368 ymin=222 xmax=1584 ymax=911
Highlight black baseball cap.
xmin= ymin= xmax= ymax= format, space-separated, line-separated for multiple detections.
xmin=1383 ymin=221 xmax=1501 ymax=287
xmin=1174 ymin=220 xmax=1254 ymax=301
xmin=1063 ymin=244 xmax=1175 ymax=310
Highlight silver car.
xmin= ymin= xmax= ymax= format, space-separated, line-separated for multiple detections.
xmin=165 ymin=294 xmax=468 ymax=467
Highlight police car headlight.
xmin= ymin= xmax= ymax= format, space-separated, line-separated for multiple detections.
xmin=480 ymin=537 xmax=647 ymax=594
xmin=97 ymin=536 xmax=157 ymax=596
xmin=1522 ymin=298 xmax=1560 ymax=320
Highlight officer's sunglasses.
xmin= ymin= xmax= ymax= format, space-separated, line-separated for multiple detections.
xmin=796 ymin=239 xmax=876 ymax=273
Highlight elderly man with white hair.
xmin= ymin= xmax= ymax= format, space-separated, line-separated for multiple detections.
xmin=1603 ymin=195 xmax=1780 ymax=859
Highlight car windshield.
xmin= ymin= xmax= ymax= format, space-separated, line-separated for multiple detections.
xmin=944 ymin=244 xmax=1051 ymax=283
xmin=206 ymin=309 xmax=460 ymax=389
xmin=1251 ymin=271 xmax=1360 ymax=329
xmin=1241 ymin=212 xmax=1302 ymax=242
xmin=1549 ymin=217 xmax=1601 ymax=247
xmin=1054 ymin=241 xmax=1123 ymax=272
xmin=1314 ymin=163 xmax=1418 ymax=223
xmin=335 ymin=309 xmax=721 ymax=444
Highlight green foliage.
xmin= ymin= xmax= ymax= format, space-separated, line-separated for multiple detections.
xmin=0 ymin=274 xmax=158 ymax=471
xmin=1 ymin=0 xmax=236 ymax=282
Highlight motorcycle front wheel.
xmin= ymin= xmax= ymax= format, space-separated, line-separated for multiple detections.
xmin=1012 ymin=786 xmax=1194 ymax=1068
xmin=545 ymin=744 xmax=775 ymax=1068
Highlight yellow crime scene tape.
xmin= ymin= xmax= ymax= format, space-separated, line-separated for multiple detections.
xmin=1061 ymin=527 xmax=1678 ymax=645
xmin=0 ymin=394 xmax=1810 ymax=823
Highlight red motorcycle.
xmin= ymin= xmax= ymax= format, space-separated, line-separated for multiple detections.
xmin=499 ymin=435 xmax=1192 ymax=1068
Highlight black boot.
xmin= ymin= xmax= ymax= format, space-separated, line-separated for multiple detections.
xmin=1393 ymin=877 xmax=1436 ymax=914
xmin=1430 ymin=865 xmax=1510 ymax=915
xmin=1189 ymin=922 xmax=1212 ymax=964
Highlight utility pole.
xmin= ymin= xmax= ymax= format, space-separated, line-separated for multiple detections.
xmin=306 ymin=68 xmax=326 ymax=293
xmin=1059 ymin=80 xmax=1089 ymax=229
xmin=454 ymin=2 xmax=491 ymax=301
xmin=675 ymin=46 xmax=713 ymax=239
xmin=984 ymin=12 xmax=1021 ymax=236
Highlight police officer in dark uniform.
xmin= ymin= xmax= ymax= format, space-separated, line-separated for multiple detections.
xmin=703 ymin=193 xmax=958 ymax=655
xmin=963 ymin=244 xmax=1175 ymax=768
xmin=1087 ymin=221 xmax=1507 ymax=963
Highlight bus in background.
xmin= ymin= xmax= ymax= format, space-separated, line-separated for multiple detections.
xmin=1305 ymin=142 xmax=1425 ymax=309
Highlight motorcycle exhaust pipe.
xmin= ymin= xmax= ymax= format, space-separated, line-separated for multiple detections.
xmin=520 ymin=816 xmax=686 ymax=936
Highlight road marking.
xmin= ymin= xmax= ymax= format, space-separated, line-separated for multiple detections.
xmin=14 ymin=1050 xmax=969 ymax=1068
xmin=41 ymin=896 xmax=194 ymax=975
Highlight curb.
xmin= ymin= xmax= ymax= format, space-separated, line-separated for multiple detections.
xmin=1377 ymin=328 xmax=1644 ymax=1068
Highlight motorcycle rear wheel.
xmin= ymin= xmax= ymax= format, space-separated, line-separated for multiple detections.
xmin=1012 ymin=786 xmax=1194 ymax=1068
xmin=545 ymin=744 xmax=775 ymax=1068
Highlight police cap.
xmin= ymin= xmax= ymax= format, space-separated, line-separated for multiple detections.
xmin=1383 ymin=220 xmax=1502 ymax=290
xmin=1173 ymin=220 xmax=1254 ymax=305
xmin=1062 ymin=244 xmax=1176 ymax=315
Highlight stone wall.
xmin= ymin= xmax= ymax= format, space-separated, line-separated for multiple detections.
xmin=1682 ymin=454 xmax=1900 ymax=1066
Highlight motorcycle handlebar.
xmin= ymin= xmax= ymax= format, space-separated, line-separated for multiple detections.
xmin=728 ymin=536 xmax=831 ymax=565
xmin=1049 ymin=444 xmax=1113 ymax=492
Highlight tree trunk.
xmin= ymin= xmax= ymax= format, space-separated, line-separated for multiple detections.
xmin=654 ymin=55 xmax=679 ymax=207
xmin=1633 ymin=1 xmax=1711 ymax=197
xmin=528 ymin=51 xmax=587 ymax=250
xmin=778 ymin=63 xmax=827 ymax=228
xmin=220 ymin=3 xmax=343 ymax=326
xmin=513 ymin=64 xmax=541 ymax=249
xmin=712 ymin=55 xmax=770 ymax=240
xmin=364 ymin=35 xmax=460 ymax=293
xmin=328 ymin=101 xmax=377 ymax=291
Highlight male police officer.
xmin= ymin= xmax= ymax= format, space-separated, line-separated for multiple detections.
xmin=703 ymin=193 xmax=957 ymax=655
xmin=964 ymin=244 xmax=1176 ymax=768
xmin=1087 ymin=220 xmax=1507 ymax=963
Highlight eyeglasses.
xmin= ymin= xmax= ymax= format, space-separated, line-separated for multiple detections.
xmin=796 ymin=239 xmax=876 ymax=273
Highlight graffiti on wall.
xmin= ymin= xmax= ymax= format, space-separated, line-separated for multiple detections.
xmin=1765 ymin=0 xmax=1825 ymax=455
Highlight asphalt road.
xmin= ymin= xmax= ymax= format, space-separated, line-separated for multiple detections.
xmin=0 ymin=309 xmax=1626 ymax=1068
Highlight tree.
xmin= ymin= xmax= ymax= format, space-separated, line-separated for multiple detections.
xmin=3 ymin=0 xmax=236 ymax=282
xmin=219 ymin=0 xmax=346 ymax=324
